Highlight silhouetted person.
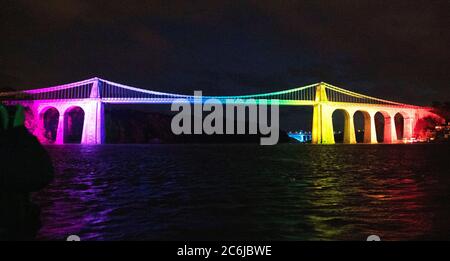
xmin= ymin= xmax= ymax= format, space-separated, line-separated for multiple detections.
xmin=0 ymin=105 xmax=54 ymax=240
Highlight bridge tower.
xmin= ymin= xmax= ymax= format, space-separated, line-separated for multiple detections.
xmin=80 ymin=78 xmax=105 ymax=144
xmin=312 ymin=83 xmax=335 ymax=144
xmin=312 ymin=83 xmax=357 ymax=144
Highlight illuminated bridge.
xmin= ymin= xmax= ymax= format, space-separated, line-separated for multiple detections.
xmin=0 ymin=77 xmax=442 ymax=144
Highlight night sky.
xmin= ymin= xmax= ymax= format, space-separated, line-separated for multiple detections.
xmin=1 ymin=1 xmax=449 ymax=130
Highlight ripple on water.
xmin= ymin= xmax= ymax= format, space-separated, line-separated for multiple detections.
xmin=32 ymin=144 xmax=450 ymax=240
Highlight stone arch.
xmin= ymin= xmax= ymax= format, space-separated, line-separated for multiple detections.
xmin=39 ymin=106 xmax=60 ymax=143
xmin=353 ymin=110 xmax=372 ymax=143
xmin=63 ymin=106 xmax=85 ymax=143
xmin=332 ymin=108 xmax=355 ymax=144
xmin=374 ymin=111 xmax=396 ymax=143
xmin=394 ymin=111 xmax=412 ymax=141
xmin=20 ymin=105 xmax=37 ymax=136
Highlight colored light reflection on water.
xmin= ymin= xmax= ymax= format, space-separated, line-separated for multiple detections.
xmin=33 ymin=144 xmax=450 ymax=240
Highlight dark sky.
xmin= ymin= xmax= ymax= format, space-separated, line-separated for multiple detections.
xmin=1 ymin=0 xmax=449 ymax=107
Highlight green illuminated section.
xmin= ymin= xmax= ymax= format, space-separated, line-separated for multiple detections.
xmin=204 ymin=83 xmax=318 ymax=99
xmin=219 ymin=99 xmax=315 ymax=106
xmin=0 ymin=104 xmax=8 ymax=130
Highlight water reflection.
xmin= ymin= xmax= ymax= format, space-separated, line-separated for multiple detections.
xmin=299 ymin=146 xmax=433 ymax=240
xmin=34 ymin=146 xmax=111 ymax=240
xmin=33 ymin=144 xmax=450 ymax=240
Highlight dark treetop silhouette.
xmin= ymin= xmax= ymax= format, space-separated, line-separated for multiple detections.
xmin=0 ymin=105 xmax=54 ymax=240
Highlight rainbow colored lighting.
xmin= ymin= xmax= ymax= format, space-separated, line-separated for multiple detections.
xmin=0 ymin=77 xmax=444 ymax=145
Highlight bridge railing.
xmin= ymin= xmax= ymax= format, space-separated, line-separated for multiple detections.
xmin=323 ymin=83 xmax=424 ymax=108
xmin=0 ymin=77 xmax=427 ymax=109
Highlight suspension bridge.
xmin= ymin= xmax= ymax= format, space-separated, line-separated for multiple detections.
xmin=0 ymin=77 xmax=441 ymax=144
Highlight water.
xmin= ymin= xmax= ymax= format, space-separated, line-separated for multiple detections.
xmin=32 ymin=144 xmax=450 ymax=241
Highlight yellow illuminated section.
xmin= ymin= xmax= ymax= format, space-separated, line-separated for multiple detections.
xmin=312 ymin=83 xmax=335 ymax=144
